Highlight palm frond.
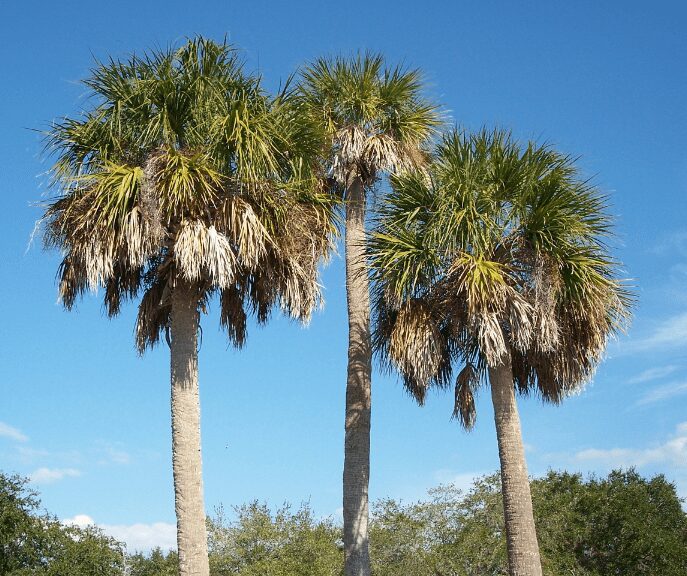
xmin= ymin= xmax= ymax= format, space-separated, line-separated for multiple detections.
xmin=370 ymin=126 xmax=632 ymax=421
xmin=42 ymin=37 xmax=337 ymax=352
xmin=299 ymin=53 xmax=440 ymax=187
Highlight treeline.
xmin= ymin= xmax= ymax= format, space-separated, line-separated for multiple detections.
xmin=2 ymin=469 xmax=686 ymax=575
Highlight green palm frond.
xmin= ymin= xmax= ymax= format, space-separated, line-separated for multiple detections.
xmin=370 ymin=126 xmax=632 ymax=423
xmin=299 ymin=52 xmax=441 ymax=187
xmin=41 ymin=37 xmax=336 ymax=350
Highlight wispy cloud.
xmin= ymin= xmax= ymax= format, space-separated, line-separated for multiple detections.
xmin=433 ymin=470 xmax=487 ymax=492
xmin=93 ymin=441 xmax=130 ymax=465
xmin=64 ymin=515 xmax=176 ymax=552
xmin=30 ymin=467 xmax=81 ymax=484
xmin=627 ymin=365 xmax=680 ymax=385
xmin=619 ymin=312 xmax=687 ymax=354
xmin=0 ymin=422 xmax=28 ymax=442
xmin=652 ymin=230 xmax=687 ymax=256
xmin=637 ymin=381 xmax=687 ymax=405
xmin=574 ymin=422 xmax=687 ymax=470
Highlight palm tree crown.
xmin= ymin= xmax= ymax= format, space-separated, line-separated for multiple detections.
xmin=370 ymin=128 xmax=631 ymax=424
xmin=299 ymin=53 xmax=441 ymax=189
xmin=43 ymin=38 xmax=334 ymax=346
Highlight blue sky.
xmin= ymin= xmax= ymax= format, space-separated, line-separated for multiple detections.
xmin=1 ymin=0 xmax=686 ymax=552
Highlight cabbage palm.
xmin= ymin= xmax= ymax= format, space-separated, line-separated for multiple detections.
xmin=370 ymin=129 xmax=631 ymax=576
xmin=299 ymin=54 xmax=440 ymax=576
xmin=41 ymin=39 xmax=334 ymax=576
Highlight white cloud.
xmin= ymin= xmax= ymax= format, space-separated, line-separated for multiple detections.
xmin=637 ymin=381 xmax=687 ymax=405
xmin=620 ymin=312 xmax=687 ymax=354
xmin=627 ymin=365 xmax=680 ymax=384
xmin=30 ymin=467 xmax=81 ymax=484
xmin=104 ymin=522 xmax=177 ymax=552
xmin=574 ymin=422 xmax=687 ymax=470
xmin=0 ymin=422 xmax=28 ymax=442
xmin=63 ymin=514 xmax=95 ymax=528
xmin=63 ymin=515 xmax=177 ymax=552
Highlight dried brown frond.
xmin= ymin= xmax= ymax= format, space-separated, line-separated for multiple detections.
xmin=331 ymin=126 xmax=418 ymax=188
xmin=56 ymin=252 xmax=88 ymax=310
xmin=530 ymin=253 xmax=561 ymax=353
xmin=220 ymin=283 xmax=247 ymax=348
xmin=507 ymin=293 xmax=535 ymax=353
xmin=215 ymin=196 xmax=271 ymax=271
xmin=388 ymin=299 xmax=446 ymax=399
xmin=453 ymin=363 xmax=479 ymax=429
xmin=174 ymin=220 xmax=237 ymax=289
xmin=104 ymin=264 xmax=142 ymax=317
xmin=135 ymin=278 xmax=172 ymax=354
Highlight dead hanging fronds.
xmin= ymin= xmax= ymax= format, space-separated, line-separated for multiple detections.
xmin=104 ymin=264 xmax=142 ymax=317
xmin=331 ymin=127 xmax=413 ymax=187
xmin=271 ymin=200 xmax=335 ymax=322
xmin=453 ymin=363 xmax=480 ymax=429
xmin=122 ymin=206 xmax=164 ymax=268
xmin=174 ymin=220 xmax=237 ymax=289
xmin=220 ymin=283 xmax=247 ymax=348
xmin=388 ymin=299 xmax=446 ymax=398
xmin=135 ymin=277 xmax=172 ymax=354
xmin=530 ymin=253 xmax=561 ymax=353
xmin=216 ymin=196 xmax=271 ymax=271
xmin=56 ymin=253 xmax=88 ymax=310
xmin=508 ymin=292 xmax=535 ymax=353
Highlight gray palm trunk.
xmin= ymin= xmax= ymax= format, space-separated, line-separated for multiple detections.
xmin=170 ymin=279 xmax=210 ymax=576
xmin=343 ymin=178 xmax=372 ymax=576
xmin=489 ymin=352 xmax=543 ymax=576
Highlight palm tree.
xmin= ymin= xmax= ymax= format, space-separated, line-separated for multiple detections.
xmin=298 ymin=54 xmax=440 ymax=576
xmin=41 ymin=38 xmax=334 ymax=576
xmin=369 ymin=129 xmax=631 ymax=576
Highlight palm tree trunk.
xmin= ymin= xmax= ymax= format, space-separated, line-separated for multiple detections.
xmin=489 ymin=354 xmax=542 ymax=576
xmin=170 ymin=278 xmax=210 ymax=576
xmin=343 ymin=177 xmax=372 ymax=576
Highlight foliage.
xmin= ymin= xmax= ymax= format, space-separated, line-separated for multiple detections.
xmin=3 ymin=470 xmax=684 ymax=575
xmin=41 ymin=37 xmax=336 ymax=351
xmin=369 ymin=128 xmax=632 ymax=424
xmin=127 ymin=548 xmax=178 ymax=576
xmin=534 ymin=469 xmax=687 ymax=575
xmin=207 ymin=502 xmax=342 ymax=576
xmin=370 ymin=470 xmax=687 ymax=576
xmin=0 ymin=473 xmax=125 ymax=576
xmin=298 ymin=52 xmax=441 ymax=190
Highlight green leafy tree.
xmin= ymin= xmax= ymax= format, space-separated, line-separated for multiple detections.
xmin=41 ymin=38 xmax=333 ymax=576
xmin=533 ymin=469 xmax=687 ymax=575
xmin=369 ymin=470 xmax=687 ymax=576
xmin=369 ymin=128 xmax=631 ymax=575
xmin=207 ymin=502 xmax=342 ymax=576
xmin=370 ymin=479 xmax=507 ymax=576
xmin=127 ymin=548 xmax=179 ymax=576
xmin=298 ymin=54 xmax=439 ymax=576
xmin=0 ymin=472 xmax=125 ymax=576
xmin=0 ymin=474 xmax=40 ymax=573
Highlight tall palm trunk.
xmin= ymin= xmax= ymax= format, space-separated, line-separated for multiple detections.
xmin=489 ymin=353 xmax=542 ymax=576
xmin=343 ymin=178 xmax=372 ymax=576
xmin=170 ymin=278 xmax=210 ymax=576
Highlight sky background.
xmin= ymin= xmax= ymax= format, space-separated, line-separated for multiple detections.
xmin=1 ymin=0 xmax=686 ymax=552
